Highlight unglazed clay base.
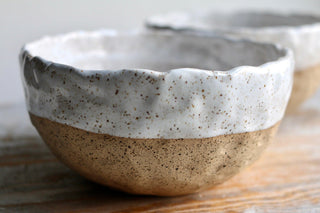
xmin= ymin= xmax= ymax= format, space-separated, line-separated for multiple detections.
xmin=30 ymin=113 xmax=280 ymax=196
xmin=287 ymin=64 xmax=320 ymax=113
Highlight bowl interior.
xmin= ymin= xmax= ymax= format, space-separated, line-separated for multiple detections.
xmin=25 ymin=31 xmax=284 ymax=72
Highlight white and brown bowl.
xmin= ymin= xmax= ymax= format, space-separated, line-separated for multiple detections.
xmin=147 ymin=11 xmax=320 ymax=113
xmin=20 ymin=30 xmax=293 ymax=196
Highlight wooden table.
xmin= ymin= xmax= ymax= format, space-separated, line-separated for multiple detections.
xmin=1 ymin=93 xmax=320 ymax=213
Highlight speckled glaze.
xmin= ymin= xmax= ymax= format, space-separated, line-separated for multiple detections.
xmin=21 ymin=30 xmax=293 ymax=139
xmin=20 ymin=30 xmax=293 ymax=196
xmin=147 ymin=11 xmax=320 ymax=112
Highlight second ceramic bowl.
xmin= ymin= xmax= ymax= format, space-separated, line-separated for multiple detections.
xmin=147 ymin=11 xmax=320 ymax=113
xmin=20 ymin=30 xmax=293 ymax=196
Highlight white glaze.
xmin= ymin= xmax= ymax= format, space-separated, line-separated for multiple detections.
xmin=147 ymin=11 xmax=320 ymax=71
xmin=20 ymin=30 xmax=293 ymax=139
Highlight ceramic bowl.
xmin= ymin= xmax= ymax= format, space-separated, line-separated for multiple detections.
xmin=20 ymin=30 xmax=293 ymax=196
xmin=147 ymin=11 xmax=320 ymax=113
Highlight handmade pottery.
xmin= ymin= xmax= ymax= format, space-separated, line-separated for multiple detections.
xmin=20 ymin=30 xmax=293 ymax=196
xmin=147 ymin=11 xmax=320 ymax=113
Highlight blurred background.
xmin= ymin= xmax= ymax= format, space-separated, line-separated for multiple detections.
xmin=1 ymin=0 xmax=320 ymax=139
xmin=1 ymin=1 xmax=320 ymax=212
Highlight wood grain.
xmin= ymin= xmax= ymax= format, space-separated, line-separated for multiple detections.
xmin=1 ymin=103 xmax=320 ymax=212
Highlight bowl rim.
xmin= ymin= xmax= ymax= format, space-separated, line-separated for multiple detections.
xmin=20 ymin=29 xmax=292 ymax=78
xmin=146 ymin=10 xmax=320 ymax=33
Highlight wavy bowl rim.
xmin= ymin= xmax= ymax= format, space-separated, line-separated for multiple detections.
xmin=146 ymin=10 xmax=320 ymax=34
xmin=20 ymin=29 xmax=293 ymax=78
